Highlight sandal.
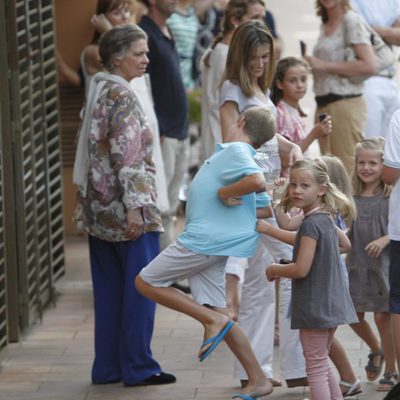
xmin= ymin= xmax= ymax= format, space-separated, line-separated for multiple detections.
xmin=340 ymin=379 xmax=362 ymax=397
xmin=365 ymin=349 xmax=385 ymax=381
xmin=378 ymin=372 xmax=398 ymax=391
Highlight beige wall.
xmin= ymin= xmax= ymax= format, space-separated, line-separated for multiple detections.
xmin=54 ymin=1 xmax=98 ymax=234
xmin=54 ymin=0 xmax=97 ymax=74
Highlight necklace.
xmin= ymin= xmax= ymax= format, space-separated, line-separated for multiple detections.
xmin=304 ymin=206 xmax=323 ymax=217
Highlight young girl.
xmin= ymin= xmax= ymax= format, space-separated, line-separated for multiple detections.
xmin=258 ymin=158 xmax=358 ymax=400
xmin=271 ymin=57 xmax=332 ymax=157
xmin=347 ymin=138 xmax=397 ymax=391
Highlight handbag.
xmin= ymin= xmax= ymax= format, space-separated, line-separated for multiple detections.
xmin=343 ymin=17 xmax=395 ymax=84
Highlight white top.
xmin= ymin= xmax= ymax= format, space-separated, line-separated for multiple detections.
xmin=200 ymin=42 xmax=229 ymax=162
xmin=131 ymin=75 xmax=170 ymax=213
xmin=312 ymin=10 xmax=370 ymax=96
xmin=351 ymin=0 xmax=400 ymax=27
xmin=384 ymin=109 xmax=400 ymax=240
xmin=219 ymin=80 xmax=276 ymax=117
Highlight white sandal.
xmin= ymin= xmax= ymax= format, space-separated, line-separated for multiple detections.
xmin=340 ymin=379 xmax=362 ymax=397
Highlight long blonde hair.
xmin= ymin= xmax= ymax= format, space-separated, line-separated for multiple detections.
xmin=280 ymin=158 xmax=356 ymax=223
xmin=352 ymin=137 xmax=391 ymax=197
xmin=321 ymin=154 xmax=356 ymax=225
xmin=223 ymin=20 xmax=275 ymax=97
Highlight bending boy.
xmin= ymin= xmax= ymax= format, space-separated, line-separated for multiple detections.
xmin=136 ymin=106 xmax=276 ymax=399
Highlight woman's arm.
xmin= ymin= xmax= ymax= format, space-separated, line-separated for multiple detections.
xmin=304 ymin=43 xmax=377 ymax=77
xmin=220 ymin=101 xmax=240 ymax=142
xmin=276 ymin=133 xmax=303 ymax=167
xmin=382 ymin=165 xmax=400 ymax=185
xmin=266 ymin=235 xmax=316 ymax=281
xmin=83 ymin=44 xmax=103 ymax=76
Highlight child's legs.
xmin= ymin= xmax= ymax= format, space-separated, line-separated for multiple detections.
xmin=225 ymin=256 xmax=247 ymax=321
xmin=329 ymin=336 xmax=357 ymax=384
xmin=300 ymin=328 xmax=343 ymax=400
xmin=375 ymin=312 xmax=396 ymax=372
xmin=350 ymin=312 xmax=381 ymax=352
xmin=233 ymin=242 xmax=275 ymax=380
xmin=136 ymin=243 xmax=272 ymax=394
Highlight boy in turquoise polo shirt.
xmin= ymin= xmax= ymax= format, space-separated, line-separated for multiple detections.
xmin=136 ymin=106 xmax=276 ymax=399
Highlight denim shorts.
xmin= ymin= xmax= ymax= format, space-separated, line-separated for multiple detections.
xmin=389 ymin=241 xmax=400 ymax=314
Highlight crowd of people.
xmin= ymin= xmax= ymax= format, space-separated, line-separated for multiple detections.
xmin=66 ymin=0 xmax=400 ymax=399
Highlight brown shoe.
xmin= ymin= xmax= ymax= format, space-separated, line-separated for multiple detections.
xmin=286 ymin=377 xmax=308 ymax=388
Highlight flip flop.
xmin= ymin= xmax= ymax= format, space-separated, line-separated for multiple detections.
xmin=340 ymin=379 xmax=362 ymax=397
xmin=232 ymin=394 xmax=257 ymax=400
xmin=199 ymin=320 xmax=234 ymax=362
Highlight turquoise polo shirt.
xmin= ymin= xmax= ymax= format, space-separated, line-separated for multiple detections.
xmin=178 ymin=142 xmax=264 ymax=257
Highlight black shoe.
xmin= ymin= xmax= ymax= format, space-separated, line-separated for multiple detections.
xmin=127 ymin=372 xmax=177 ymax=386
xmin=171 ymin=282 xmax=191 ymax=294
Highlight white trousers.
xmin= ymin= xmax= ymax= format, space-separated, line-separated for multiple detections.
xmin=234 ymin=217 xmax=306 ymax=380
xmin=160 ymin=137 xmax=190 ymax=250
xmin=363 ymin=76 xmax=400 ymax=138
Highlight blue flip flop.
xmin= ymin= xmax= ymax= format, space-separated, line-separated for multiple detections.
xmin=199 ymin=320 xmax=234 ymax=362
xmin=232 ymin=394 xmax=257 ymax=400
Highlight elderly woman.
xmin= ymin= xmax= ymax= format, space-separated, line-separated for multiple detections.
xmin=73 ymin=24 xmax=175 ymax=387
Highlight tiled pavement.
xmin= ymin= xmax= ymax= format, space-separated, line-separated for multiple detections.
xmin=0 ymin=235 xmax=388 ymax=400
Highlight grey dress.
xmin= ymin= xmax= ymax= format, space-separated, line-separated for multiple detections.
xmin=291 ymin=213 xmax=357 ymax=329
xmin=347 ymin=192 xmax=390 ymax=312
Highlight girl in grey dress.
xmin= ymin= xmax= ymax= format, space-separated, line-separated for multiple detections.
xmin=347 ymin=138 xmax=397 ymax=391
xmin=258 ymin=158 xmax=357 ymax=400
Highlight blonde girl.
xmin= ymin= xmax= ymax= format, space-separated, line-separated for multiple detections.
xmin=258 ymin=158 xmax=357 ymax=400
xmin=271 ymin=57 xmax=332 ymax=157
xmin=347 ymin=138 xmax=397 ymax=391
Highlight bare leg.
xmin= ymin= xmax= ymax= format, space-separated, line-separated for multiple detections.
xmin=391 ymin=314 xmax=400 ymax=373
xmin=329 ymin=336 xmax=357 ymax=384
xmin=135 ymin=276 xmax=273 ymax=397
xmin=350 ymin=312 xmax=383 ymax=380
xmin=225 ymin=273 xmax=240 ymax=321
xmin=350 ymin=312 xmax=381 ymax=352
xmin=375 ymin=312 xmax=396 ymax=373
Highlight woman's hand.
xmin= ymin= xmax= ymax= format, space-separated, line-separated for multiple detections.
xmin=266 ymin=264 xmax=280 ymax=282
xmin=365 ymin=236 xmax=390 ymax=258
xmin=91 ymin=13 xmax=113 ymax=34
xmin=125 ymin=208 xmax=144 ymax=240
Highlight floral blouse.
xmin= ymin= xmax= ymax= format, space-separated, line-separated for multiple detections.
xmin=76 ymin=81 xmax=162 ymax=241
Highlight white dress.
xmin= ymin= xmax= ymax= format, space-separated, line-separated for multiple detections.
xmin=199 ymin=42 xmax=229 ymax=163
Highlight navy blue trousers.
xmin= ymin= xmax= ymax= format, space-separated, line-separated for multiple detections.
xmin=88 ymin=232 xmax=161 ymax=385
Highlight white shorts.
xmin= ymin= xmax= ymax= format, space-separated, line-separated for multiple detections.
xmin=140 ymin=240 xmax=228 ymax=307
